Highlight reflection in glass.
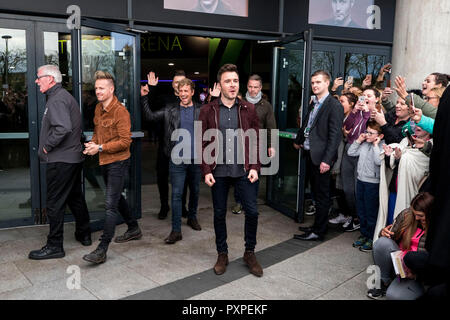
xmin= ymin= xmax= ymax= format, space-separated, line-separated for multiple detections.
xmin=269 ymin=137 xmax=299 ymax=212
xmin=44 ymin=32 xmax=72 ymax=92
xmin=0 ymin=27 xmax=31 ymax=223
xmin=344 ymin=53 xmax=385 ymax=88
xmin=286 ymin=48 xmax=304 ymax=131
xmin=312 ymin=51 xmax=335 ymax=77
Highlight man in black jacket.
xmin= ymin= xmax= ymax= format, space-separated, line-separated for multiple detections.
xmin=142 ymin=78 xmax=202 ymax=244
xmin=293 ymin=70 xmax=344 ymax=241
xmin=29 ymin=65 xmax=91 ymax=260
xmin=141 ymin=70 xmax=190 ymax=220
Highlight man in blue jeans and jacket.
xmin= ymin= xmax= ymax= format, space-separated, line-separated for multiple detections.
xmin=141 ymin=78 xmax=203 ymax=244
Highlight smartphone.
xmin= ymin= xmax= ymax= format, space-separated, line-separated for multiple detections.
xmin=386 ymin=63 xmax=392 ymax=74
xmin=410 ymin=92 xmax=415 ymax=110
xmin=386 ymin=79 xmax=391 ymax=87
xmin=347 ymin=76 xmax=354 ymax=84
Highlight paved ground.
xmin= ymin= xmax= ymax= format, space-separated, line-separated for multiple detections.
xmin=0 ymin=184 xmax=375 ymax=300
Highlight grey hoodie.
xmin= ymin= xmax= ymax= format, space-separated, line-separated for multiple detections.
xmin=38 ymin=83 xmax=83 ymax=163
xmin=347 ymin=140 xmax=384 ymax=184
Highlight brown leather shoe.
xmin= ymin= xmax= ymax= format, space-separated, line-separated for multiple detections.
xmin=243 ymin=250 xmax=263 ymax=277
xmin=164 ymin=231 xmax=182 ymax=244
xmin=187 ymin=218 xmax=202 ymax=231
xmin=213 ymin=252 xmax=229 ymax=275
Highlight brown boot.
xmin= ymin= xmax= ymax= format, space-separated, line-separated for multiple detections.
xmin=164 ymin=231 xmax=182 ymax=244
xmin=213 ymin=252 xmax=229 ymax=275
xmin=243 ymin=250 xmax=263 ymax=277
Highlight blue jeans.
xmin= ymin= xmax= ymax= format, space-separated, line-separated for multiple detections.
xmin=211 ymin=175 xmax=259 ymax=253
xmin=99 ymin=158 xmax=138 ymax=249
xmin=169 ymin=161 xmax=201 ymax=232
xmin=356 ymin=179 xmax=379 ymax=240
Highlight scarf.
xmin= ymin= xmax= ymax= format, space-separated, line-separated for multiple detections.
xmin=246 ymin=91 xmax=262 ymax=105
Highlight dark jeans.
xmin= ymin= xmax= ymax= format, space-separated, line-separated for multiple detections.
xmin=356 ymin=179 xmax=379 ymax=240
xmin=157 ymin=149 xmax=188 ymax=210
xmin=169 ymin=161 xmax=201 ymax=232
xmin=340 ymin=143 xmax=358 ymax=219
xmin=211 ymin=175 xmax=259 ymax=253
xmin=99 ymin=158 xmax=138 ymax=250
xmin=305 ymin=152 xmax=331 ymax=237
xmin=46 ymin=162 xmax=90 ymax=248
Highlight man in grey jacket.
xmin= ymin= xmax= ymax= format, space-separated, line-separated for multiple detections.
xmin=29 ymin=65 xmax=91 ymax=260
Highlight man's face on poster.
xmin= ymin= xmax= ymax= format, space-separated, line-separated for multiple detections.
xmin=199 ymin=0 xmax=219 ymax=12
xmin=331 ymin=0 xmax=355 ymax=23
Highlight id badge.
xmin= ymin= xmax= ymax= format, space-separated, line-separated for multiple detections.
xmin=304 ymin=127 xmax=310 ymax=138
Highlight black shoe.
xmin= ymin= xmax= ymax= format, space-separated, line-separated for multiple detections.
xmin=182 ymin=207 xmax=188 ymax=218
xmin=187 ymin=218 xmax=202 ymax=231
xmin=293 ymin=232 xmax=323 ymax=241
xmin=367 ymin=281 xmax=388 ymax=299
xmin=114 ymin=227 xmax=142 ymax=243
xmin=75 ymin=233 xmax=92 ymax=246
xmin=164 ymin=231 xmax=182 ymax=244
xmin=298 ymin=226 xmax=313 ymax=233
xmin=29 ymin=245 xmax=65 ymax=260
xmin=83 ymin=247 xmax=107 ymax=264
xmin=158 ymin=206 xmax=169 ymax=220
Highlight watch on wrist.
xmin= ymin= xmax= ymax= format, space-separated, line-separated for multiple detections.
xmin=98 ymin=144 xmax=103 ymax=152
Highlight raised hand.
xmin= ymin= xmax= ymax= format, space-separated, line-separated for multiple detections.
xmin=147 ymin=71 xmax=159 ymax=86
xmin=332 ymin=77 xmax=344 ymax=91
xmin=381 ymin=87 xmax=394 ymax=101
xmin=362 ymin=74 xmax=372 ymax=88
xmin=140 ymin=84 xmax=149 ymax=96
xmin=394 ymin=76 xmax=408 ymax=100
xmin=411 ymin=107 xmax=423 ymax=123
xmin=383 ymin=144 xmax=393 ymax=156
xmin=209 ymin=82 xmax=221 ymax=97
xmin=357 ymin=133 xmax=367 ymax=143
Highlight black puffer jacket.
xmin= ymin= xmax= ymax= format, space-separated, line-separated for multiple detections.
xmin=141 ymin=95 xmax=201 ymax=157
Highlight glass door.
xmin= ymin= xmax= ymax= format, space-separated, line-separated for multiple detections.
xmin=0 ymin=19 xmax=39 ymax=228
xmin=266 ymin=38 xmax=307 ymax=221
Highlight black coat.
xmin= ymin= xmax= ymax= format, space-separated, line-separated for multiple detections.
xmin=425 ymin=85 xmax=450 ymax=268
xmin=141 ymin=95 xmax=201 ymax=158
xmin=295 ymin=94 xmax=344 ymax=166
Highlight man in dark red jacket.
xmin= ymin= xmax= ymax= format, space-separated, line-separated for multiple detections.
xmin=199 ymin=63 xmax=263 ymax=277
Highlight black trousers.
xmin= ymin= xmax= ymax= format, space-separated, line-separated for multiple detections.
xmin=99 ymin=158 xmax=138 ymax=249
xmin=156 ymin=147 xmax=188 ymax=210
xmin=305 ymin=151 xmax=331 ymax=237
xmin=46 ymin=162 xmax=91 ymax=248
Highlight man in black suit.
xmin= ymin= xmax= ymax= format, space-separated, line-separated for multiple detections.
xmin=293 ymin=70 xmax=344 ymax=241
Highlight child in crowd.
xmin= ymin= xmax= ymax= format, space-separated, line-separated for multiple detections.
xmin=348 ymin=120 xmax=385 ymax=251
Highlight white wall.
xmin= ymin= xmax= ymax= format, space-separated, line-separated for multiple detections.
xmin=391 ymin=0 xmax=450 ymax=90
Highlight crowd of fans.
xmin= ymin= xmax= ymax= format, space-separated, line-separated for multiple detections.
xmin=321 ymin=64 xmax=450 ymax=300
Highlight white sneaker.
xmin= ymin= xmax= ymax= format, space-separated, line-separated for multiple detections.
xmin=342 ymin=217 xmax=353 ymax=228
xmin=305 ymin=204 xmax=315 ymax=216
xmin=328 ymin=213 xmax=350 ymax=224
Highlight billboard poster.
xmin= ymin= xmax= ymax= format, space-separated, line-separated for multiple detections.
xmin=164 ymin=0 xmax=249 ymax=17
xmin=309 ymin=0 xmax=376 ymax=29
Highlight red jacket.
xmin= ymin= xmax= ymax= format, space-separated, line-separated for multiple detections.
xmin=198 ymin=98 xmax=261 ymax=176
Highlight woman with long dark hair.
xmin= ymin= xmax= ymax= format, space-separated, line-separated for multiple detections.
xmin=367 ymin=192 xmax=434 ymax=300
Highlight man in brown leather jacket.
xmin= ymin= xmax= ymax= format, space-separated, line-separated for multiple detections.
xmin=82 ymin=71 xmax=142 ymax=264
